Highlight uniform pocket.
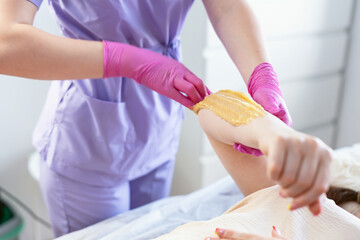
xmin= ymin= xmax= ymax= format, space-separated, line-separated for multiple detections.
xmin=52 ymin=84 xmax=136 ymax=170
xmin=83 ymin=93 xmax=136 ymax=143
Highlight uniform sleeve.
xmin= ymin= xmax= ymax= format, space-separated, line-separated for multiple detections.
xmin=27 ymin=0 xmax=43 ymax=9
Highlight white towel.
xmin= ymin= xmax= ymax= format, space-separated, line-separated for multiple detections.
xmin=330 ymin=143 xmax=360 ymax=191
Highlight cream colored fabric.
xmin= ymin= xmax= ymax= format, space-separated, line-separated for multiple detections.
xmin=154 ymin=185 xmax=360 ymax=240
xmin=329 ymin=143 xmax=360 ymax=217
xmin=330 ymin=143 xmax=360 ymax=191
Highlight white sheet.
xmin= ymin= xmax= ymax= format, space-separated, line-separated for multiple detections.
xmin=57 ymin=143 xmax=360 ymax=240
xmin=56 ymin=176 xmax=243 ymax=240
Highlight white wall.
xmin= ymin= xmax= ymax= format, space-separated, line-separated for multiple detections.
xmin=171 ymin=1 xmax=211 ymax=195
xmin=0 ymin=3 xmax=59 ymax=239
xmin=336 ymin=1 xmax=360 ymax=148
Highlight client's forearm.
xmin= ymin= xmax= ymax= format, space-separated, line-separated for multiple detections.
xmin=194 ymin=90 xmax=292 ymax=153
xmin=194 ymin=90 xmax=333 ymax=215
xmin=198 ymin=108 xmax=289 ymax=152
xmin=206 ymin=133 xmax=275 ymax=196
xmin=194 ymin=90 xmax=287 ymax=195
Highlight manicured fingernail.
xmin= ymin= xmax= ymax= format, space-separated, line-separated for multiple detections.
xmin=287 ymin=203 xmax=297 ymax=211
xmin=272 ymin=226 xmax=281 ymax=235
xmin=215 ymin=228 xmax=225 ymax=237
xmin=279 ymin=191 xmax=286 ymax=198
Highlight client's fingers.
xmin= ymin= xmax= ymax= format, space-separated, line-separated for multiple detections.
xmin=278 ymin=139 xmax=302 ymax=191
xmin=281 ymin=138 xmax=319 ymax=198
xmin=204 ymin=228 xmax=289 ymax=240
xmin=308 ymin=198 xmax=322 ymax=216
xmin=213 ymin=228 xmax=269 ymax=240
xmin=267 ymin=136 xmax=287 ymax=181
xmin=290 ymin=153 xmax=331 ymax=212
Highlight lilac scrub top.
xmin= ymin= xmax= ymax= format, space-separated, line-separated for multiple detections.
xmin=30 ymin=0 xmax=194 ymax=186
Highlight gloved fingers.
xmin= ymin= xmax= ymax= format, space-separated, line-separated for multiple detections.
xmin=274 ymin=100 xmax=293 ymax=127
xmin=205 ymin=86 xmax=212 ymax=96
xmin=233 ymin=143 xmax=263 ymax=156
xmin=251 ymin=91 xmax=277 ymax=112
xmin=174 ymin=77 xmax=203 ymax=104
xmin=261 ymin=98 xmax=292 ymax=128
xmin=274 ymin=108 xmax=292 ymax=127
xmin=280 ymin=109 xmax=292 ymax=127
xmin=251 ymin=89 xmax=292 ymax=127
xmin=184 ymin=72 xmax=207 ymax=99
xmin=169 ymin=88 xmax=194 ymax=109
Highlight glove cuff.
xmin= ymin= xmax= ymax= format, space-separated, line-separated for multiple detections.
xmin=233 ymin=143 xmax=263 ymax=157
xmin=102 ymin=40 xmax=124 ymax=78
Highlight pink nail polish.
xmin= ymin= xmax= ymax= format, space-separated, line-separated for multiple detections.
xmin=215 ymin=228 xmax=225 ymax=237
xmin=273 ymin=226 xmax=281 ymax=235
xmin=279 ymin=191 xmax=285 ymax=198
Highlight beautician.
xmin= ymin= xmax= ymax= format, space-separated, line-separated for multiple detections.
xmin=1 ymin=0 xmax=301 ymax=237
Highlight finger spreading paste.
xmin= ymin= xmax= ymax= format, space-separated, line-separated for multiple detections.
xmin=192 ymin=90 xmax=266 ymax=126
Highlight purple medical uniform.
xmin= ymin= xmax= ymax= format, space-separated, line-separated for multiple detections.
xmin=29 ymin=0 xmax=193 ymax=236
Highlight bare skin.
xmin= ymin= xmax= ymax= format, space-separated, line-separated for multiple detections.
xmin=198 ymin=109 xmax=333 ymax=215
xmin=197 ymin=108 xmax=333 ymax=239
xmin=0 ymin=0 xmax=104 ymax=80
xmin=205 ymin=228 xmax=288 ymax=240
xmin=0 ymin=0 xmax=268 ymax=85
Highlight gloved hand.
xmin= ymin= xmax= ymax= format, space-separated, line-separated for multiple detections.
xmin=103 ymin=41 xmax=208 ymax=108
xmin=233 ymin=62 xmax=292 ymax=156
xmin=248 ymin=63 xmax=292 ymax=125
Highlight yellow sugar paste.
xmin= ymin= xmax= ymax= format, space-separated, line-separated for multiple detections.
xmin=192 ymin=90 xmax=266 ymax=126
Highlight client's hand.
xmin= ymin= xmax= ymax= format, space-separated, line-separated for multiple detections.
xmin=258 ymin=118 xmax=333 ymax=215
xmin=196 ymin=90 xmax=333 ymax=215
xmin=233 ymin=63 xmax=292 ymax=157
xmin=204 ymin=227 xmax=288 ymax=240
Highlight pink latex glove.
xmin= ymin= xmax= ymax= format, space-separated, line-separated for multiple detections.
xmin=233 ymin=62 xmax=292 ymax=156
xmin=103 ymin=41 xmax=208 ymax=108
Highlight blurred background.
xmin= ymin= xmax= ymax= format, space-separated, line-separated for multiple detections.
xmin=0 ymin=0 xmax=359 ymax=239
